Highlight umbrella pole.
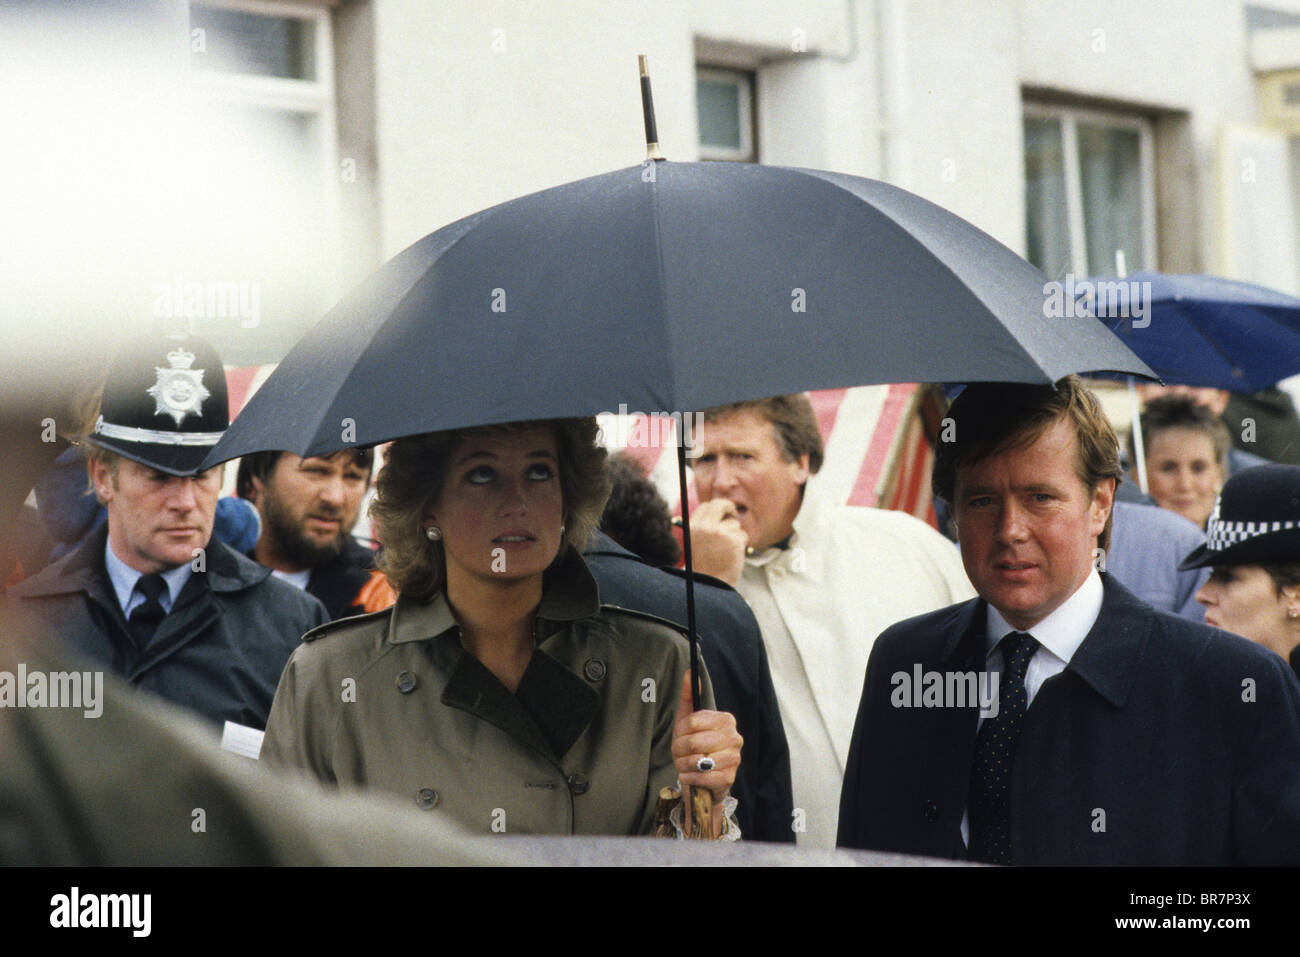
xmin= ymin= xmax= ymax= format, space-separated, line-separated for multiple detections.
xmin=1112 ymin=250 xmax=1148 ymax=495
xmin=1129 ymin=376 xmax=1148 ymax=495
xmin=675 ymin=422 xmax=702 ymax=712
xmin=677 ymin=417 xmax=718 ymax=839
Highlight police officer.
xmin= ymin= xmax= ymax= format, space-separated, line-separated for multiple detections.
xmin=12 ymin=334 xmax=326 ymax=730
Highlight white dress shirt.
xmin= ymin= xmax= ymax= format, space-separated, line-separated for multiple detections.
xmin=960 ymin=567 xmax=1104 ymax=847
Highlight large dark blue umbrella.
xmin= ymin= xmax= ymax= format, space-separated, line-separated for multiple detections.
xmin=203 ymin=160 xmax=1153 ymax=466
xmin=203 ymin=158 xmax=1153 ymax=719
xmin=1077 ymin=271 xmax=1300 ymax=391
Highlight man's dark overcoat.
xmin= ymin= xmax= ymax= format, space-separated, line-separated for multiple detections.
xmin=305 ymin=538 xmax=380 ymax=621
xmin=11 ymin=524 xmax=327 ymax=730
xmin=837 ymin=573 xmax=1300 ymax=865
xmin=584 ymin=532 xmax=795 ymax=843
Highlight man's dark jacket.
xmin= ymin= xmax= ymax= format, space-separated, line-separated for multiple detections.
xmin=11 ymin=524 xmax=327 ymax=730
xmin=583 ymin=533 xmax=795 ymax=842
xmin=837 ymin=573 xmax=1300 ymax=865
xmin=305 ymin=538 xmax=380 ymax=621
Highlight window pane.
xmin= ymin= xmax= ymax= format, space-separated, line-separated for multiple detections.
xmin=1024 ymin=117 xmax=1071 ymax=280
xmin=697 ymin=77 xmax=742 ymax=150
xmin=191 ymin=7 xmax=316 ymax=81
xmin=1077 ymin=123 xmax=1144 ymax=275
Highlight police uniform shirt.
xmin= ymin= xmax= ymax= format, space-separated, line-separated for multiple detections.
xmin=104 ymin=540 xmax=193 ymax=618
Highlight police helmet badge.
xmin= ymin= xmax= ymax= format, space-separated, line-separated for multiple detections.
xmin=147 ymin=348 xmax=211 ymax=426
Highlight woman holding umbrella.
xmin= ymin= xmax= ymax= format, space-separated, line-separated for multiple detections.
xmin=1181 ymin=464 xmax=1300 ymax=678
xmin=261 ymin=417 xmax=743 ymax=838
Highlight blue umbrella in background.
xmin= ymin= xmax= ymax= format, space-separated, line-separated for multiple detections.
xmin=1074 ymin=270 xmax=1300 ymax=491
xmin=1077 ymin=271 xmax=1300 ymax=391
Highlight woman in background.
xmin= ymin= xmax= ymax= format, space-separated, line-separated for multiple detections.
xmin=1133 ymin=395 xmax=1229 ymax=529
xmin=1181 ymin=464 xmax=1300 ymax=677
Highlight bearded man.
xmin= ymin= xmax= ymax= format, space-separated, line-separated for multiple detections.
xmin=237 ymin=448 xmax=393 ymax=619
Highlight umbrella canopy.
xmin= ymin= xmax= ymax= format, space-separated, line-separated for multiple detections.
xmin=203 ymin=160 xmax=1152 ymax=466
xmin=1077 ymin=271 xmax=1300 ymax=391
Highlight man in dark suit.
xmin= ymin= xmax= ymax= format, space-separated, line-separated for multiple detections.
xmin=837 ymin=377 xmax=1300 ymax=865
xmin=584 ymin=532 xmax=795 ymax=842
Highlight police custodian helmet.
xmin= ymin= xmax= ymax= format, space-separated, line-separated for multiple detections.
xmin=1179 ymin=464 xmax=1300 ymax=570
xmin=84 ymin=334 xmax=229 ymax=477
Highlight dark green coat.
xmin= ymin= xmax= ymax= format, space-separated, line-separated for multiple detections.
xmin=262 ymin=548 xmax=717 ymax=836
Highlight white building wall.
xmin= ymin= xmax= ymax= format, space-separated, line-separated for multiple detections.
xmin=359 ymin=0 xmax=1291 ymax=276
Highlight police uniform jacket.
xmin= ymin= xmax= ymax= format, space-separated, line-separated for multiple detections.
xmin=261 ymin=546 xmax=717 ymax=836
xmin=11 ymin=524 xmax=327 ymax=730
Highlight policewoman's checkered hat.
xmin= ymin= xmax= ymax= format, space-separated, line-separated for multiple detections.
xmin=84 ymin=334 xmax=229 ymax=477
xmin=1179 ymin=464 xmax=1300 ymax=569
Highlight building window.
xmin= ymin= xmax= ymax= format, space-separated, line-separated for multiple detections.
xmin=186 ymin=0 xmax=338 ymax=364
xmin=1023 ymin=104 xmax=1156 ymax=279
xmin=697 ymin=67 xmax=756 ymax=162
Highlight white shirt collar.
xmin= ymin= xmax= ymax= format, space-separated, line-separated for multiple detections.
xmin=103 ymin=538 xmax=193 ymax=616
xmin=745 ymin=479 xmax=826 ymax=569
xmin=271 ymin=567 xmax=313 ymax=590
xmin=984 ymin=567 xmax=1104 ymax=665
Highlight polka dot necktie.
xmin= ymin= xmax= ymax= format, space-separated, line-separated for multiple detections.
xmin=126 ymin=573 xmax=168 ymax=650
xmin=968 ymin=631 xmax=1039 ymax=865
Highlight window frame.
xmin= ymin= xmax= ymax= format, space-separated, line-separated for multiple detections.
xmin=186 ymin=0 xmax=342 ymax=328
xmin=1023 ymin=101 xmax=1158 ymax=278
xmin=696 ymin=66 xmax=756 ymax=163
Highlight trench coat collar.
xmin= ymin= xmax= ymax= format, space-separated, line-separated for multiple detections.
xmin=387 ymin=544 xmax=602 ymax=645
xmin=941 ymin=572 xmax=1150 ymax=710
xmin=386 ymin=546 xmax=603 ymax=761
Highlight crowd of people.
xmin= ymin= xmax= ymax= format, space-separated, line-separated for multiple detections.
xmin=5 ymin=329 xmax=1300 ymax=864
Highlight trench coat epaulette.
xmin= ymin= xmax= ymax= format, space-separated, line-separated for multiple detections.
xmin=597 ymin=603 xmax=694 ymax=642
xmin=301 ymin=607 xmax=392 ymax=643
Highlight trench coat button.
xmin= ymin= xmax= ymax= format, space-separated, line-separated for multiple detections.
xmin=566 ymin=773 xmax=590 ymax=795
xmin=922 ymin=799 xmax=939 ymax=823
xmin=416 ymin=787 xmax=439 ymax=809
xmin=396 ymin=670 xmax=417 ymax=693
xmin=583 ymin=659 xmax=606 ymax=682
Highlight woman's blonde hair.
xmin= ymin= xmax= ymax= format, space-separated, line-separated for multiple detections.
xmin=371 ymin=418 xmax=610 ymax=600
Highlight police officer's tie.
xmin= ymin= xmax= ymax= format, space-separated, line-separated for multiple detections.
xmin=968 ymin=630 xmax=1038 ymax=865
xmin=127 ymin=573 xmax=168 ymax=649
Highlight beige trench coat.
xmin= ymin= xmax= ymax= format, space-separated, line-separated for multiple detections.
xmin=261 ymin=548 xmax=717 ymax=836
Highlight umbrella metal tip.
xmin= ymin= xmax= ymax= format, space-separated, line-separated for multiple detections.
xmin=638 ymin=54 xmax=649 ymax=76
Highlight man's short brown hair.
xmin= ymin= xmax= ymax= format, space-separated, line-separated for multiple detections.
xmin=235 ymin=447 xmax=375 ymax=500
xmin=699 ymin=394 xmax=825 ymax=474
xmin=931 ymin=376 xmax=1123 ymax=552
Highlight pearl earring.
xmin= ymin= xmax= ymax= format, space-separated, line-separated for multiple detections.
xmin=426 ymin=525 xmax=442 ymax=541
xmin=559 ymin=523 xmax=566 ymax=538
